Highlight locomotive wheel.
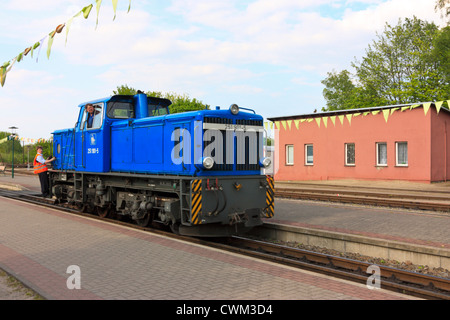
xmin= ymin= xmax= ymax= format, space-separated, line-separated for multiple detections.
xmin=135 ymin=213 xmax=151 ymax=227
xmin=96 ymin=206 xmax=111 ymax=218
xmin=170 ymin=223 xmax=180 ymax=235
xmin=75 ymin=202 xmax=86 ymax=212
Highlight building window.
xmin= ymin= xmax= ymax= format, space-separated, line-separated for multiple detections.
xmin=305 ymin=144 xmax=313 ymax=165
xmin=286 ymin=145 xmax=294 ymax=165
xmin=376 ymin=142 xmax=387 ymax=166
xmin=396 ymin=142 xmax=408 ymax=166
xmin=345 ymin=143 xmax=355 ymax=166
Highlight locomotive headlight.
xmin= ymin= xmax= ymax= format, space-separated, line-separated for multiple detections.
xmin=202 ymin=157 xmax=214 ymax=170
xmin=229 ymin=104 xmax=239 ymax=115
xmin=260 ymin=157 xmax=271 ymax=168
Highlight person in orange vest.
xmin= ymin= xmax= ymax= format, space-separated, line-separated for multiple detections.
xmin=33 ymin=146 xmax=55 ymax=197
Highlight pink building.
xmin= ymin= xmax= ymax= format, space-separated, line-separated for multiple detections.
xmin=268 ymin=102 xmax=450 ymax=183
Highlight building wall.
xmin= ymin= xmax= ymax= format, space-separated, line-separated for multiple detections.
xmin=430 ymin=110 xmax=450 ymax=182
xmin=275 ymin=107 xmax=444 ymax=183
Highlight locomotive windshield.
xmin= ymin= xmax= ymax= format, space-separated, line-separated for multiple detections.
xmin=148 ymin=97 xmax=170 ymax=116
xmin=107 ymin=96 xmax=134 ymax=119
xmin=106 ymin=95 xmax=171 ymax=119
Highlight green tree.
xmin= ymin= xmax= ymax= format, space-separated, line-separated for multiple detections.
xmin=113 ymin=85 xmax=210 ymax=114
xmin=322 ymin=17 xmax=449 ymax=111
xmin=320 ymin=70 xmax=383 ymax=111
xmin=113 ymin=84 xmax=137 ymax=95
xmin=432 ymin=26 xmax=450 ymax=84
xmin=435 ymin=0 xmax=450 ymax=24
xmin=0 ymin=131 xmax=23 ymax=164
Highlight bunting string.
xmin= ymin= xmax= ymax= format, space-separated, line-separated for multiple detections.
xmin=265 ymin=101 xmax=450 ymax=131
xmin=0 ymin=136 xmax=53 ymax=144
xmin=0 ymin=0 xmax=132 ymax=87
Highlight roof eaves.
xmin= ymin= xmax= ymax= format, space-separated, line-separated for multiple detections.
xmin=267 ymin=102 xmax=449 ymax=121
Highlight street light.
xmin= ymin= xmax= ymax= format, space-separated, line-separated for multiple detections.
xmin=8 ymin=126 xmax=18 ymax=178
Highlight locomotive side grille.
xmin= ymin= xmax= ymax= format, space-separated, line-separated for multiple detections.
xmin=203 ymin=117 xmax=263 ymax=171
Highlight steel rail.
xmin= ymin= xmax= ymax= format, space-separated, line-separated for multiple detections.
xmin=212 ymin=236 xmax=450 ymax=300
xmin=275 ymin=188 xmax=450 ymax=212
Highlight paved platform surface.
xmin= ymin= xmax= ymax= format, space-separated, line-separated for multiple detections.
xmin=0 ymin=195 xmax=413 ymax=300
xmin=3 ymin=173 xmax=447 ymax=250
xmin=269 ymin=198 xmax=450 ymax=250
xmin=0 ymin=173 xmax=447 ymax=300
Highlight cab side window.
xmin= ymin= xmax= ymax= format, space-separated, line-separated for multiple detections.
xmin=82 ymin=103 xmax=103 ymax=129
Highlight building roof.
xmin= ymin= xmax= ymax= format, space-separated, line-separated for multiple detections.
xmin=267 ymin=101 xmax=449 ymax=121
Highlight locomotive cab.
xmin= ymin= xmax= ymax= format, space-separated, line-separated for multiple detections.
xmin=50 ymin=93 xmax=274 ymax=237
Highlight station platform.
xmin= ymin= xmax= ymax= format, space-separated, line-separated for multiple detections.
xmin=0 ymin=172 xmax=447 ymax=300
xmin=0 ymin=195 xmax=413 ymax=301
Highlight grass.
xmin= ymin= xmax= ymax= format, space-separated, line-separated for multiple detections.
xmin=0 ymin=269 xmax=45 ymax=300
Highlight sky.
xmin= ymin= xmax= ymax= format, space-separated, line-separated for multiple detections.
xmin=0 ymin=0 xmax=446 ymax=141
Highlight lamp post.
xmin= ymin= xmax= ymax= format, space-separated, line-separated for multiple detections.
xmin=8 ymin=126 xmax=18 ymax=179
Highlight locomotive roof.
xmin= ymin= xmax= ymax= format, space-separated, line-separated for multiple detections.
xmin=77 ymin=94 xmax=172 ymax=107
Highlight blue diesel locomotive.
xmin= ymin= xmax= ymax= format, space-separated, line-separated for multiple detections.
xmin=50 ymin=92 xmax=274 ymax=236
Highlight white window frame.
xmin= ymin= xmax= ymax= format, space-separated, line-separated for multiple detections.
xmin=81 ymin=102 xmax=104 ymax=130
xmin=305 ymin=144 xmax=313 ymax=166
xmin=285 ymin=145 xmax=294 ymax=165
xmin=376 ymin=142 xmax=387 ymax=166
xmin=396 ymin=142 xmax=408 ymax=166
xmin=345 ymin=143 xmax=355 ymax=166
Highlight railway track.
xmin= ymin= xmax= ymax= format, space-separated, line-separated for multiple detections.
xmin=275 ymin=186 xmax=450 ymax=212
xmin=1 ymin=190 xmax=449 ymax=300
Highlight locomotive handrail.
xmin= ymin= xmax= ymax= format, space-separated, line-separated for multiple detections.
xmin=238 ymin=106 xmax=256 ymax=114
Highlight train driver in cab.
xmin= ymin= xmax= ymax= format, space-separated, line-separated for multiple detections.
xmin=86 ymin=103 xmax=101 ymax=129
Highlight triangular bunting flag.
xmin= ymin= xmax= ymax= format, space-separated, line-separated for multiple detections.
xmin=287 ymin=120 xmax=292 ymax=130
xmin=353 ymin=113 xmax=361 ymax=117
xmin=401 ymin=106 xmax=409 ymax=112
xmin=112 ymin=0 xmax=119 ymax=20
xmin=371 ymin=110 xmax=380 ymax=115
xmin=315 ymin=118 xmax=321 ymax=128
xmin=0 ymin=67 xmax=6 ymax=87
xmin=435 ymin=101 xmax=444 ymax=114
xmin=35 ymin=36 xmax=46 ymax=62
xmin=323 ymin=117 xmax=328 ymax=128
xmin=346 ymin=114 xmax=352 ymax=125
xmin=281 ymin=120 xmax=287 ymax=130
xmin=294 ymin=120 xmax=300 ymax=130
xmin=82 ymin=4 xmax=93 ymax=19
xmin=330 ymin=116 xmax=336 ymax=126
xmin=423 ymin=102 xmax=431 ymax=115
xmin=390 ymin=108 xmax=399 ymax=115
xmin=338 ymin=115 xmax=344 ymax=125
xmin=16 ymin=52 xmax=23 ymax=63
xmin=47 ymin=33 xmax=55 ymax=59
xmin=95 ymin=0 xmax=103 ymax=29
xmin=382 ymin=109 xmax=390 ymax=123
xmin=410 ymin=104 xmax=420 ymax=109
xmin=30 ymin=41 xmax=40 ymax=58
xmin=275 ymin=121 xmax=280 ymax=130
